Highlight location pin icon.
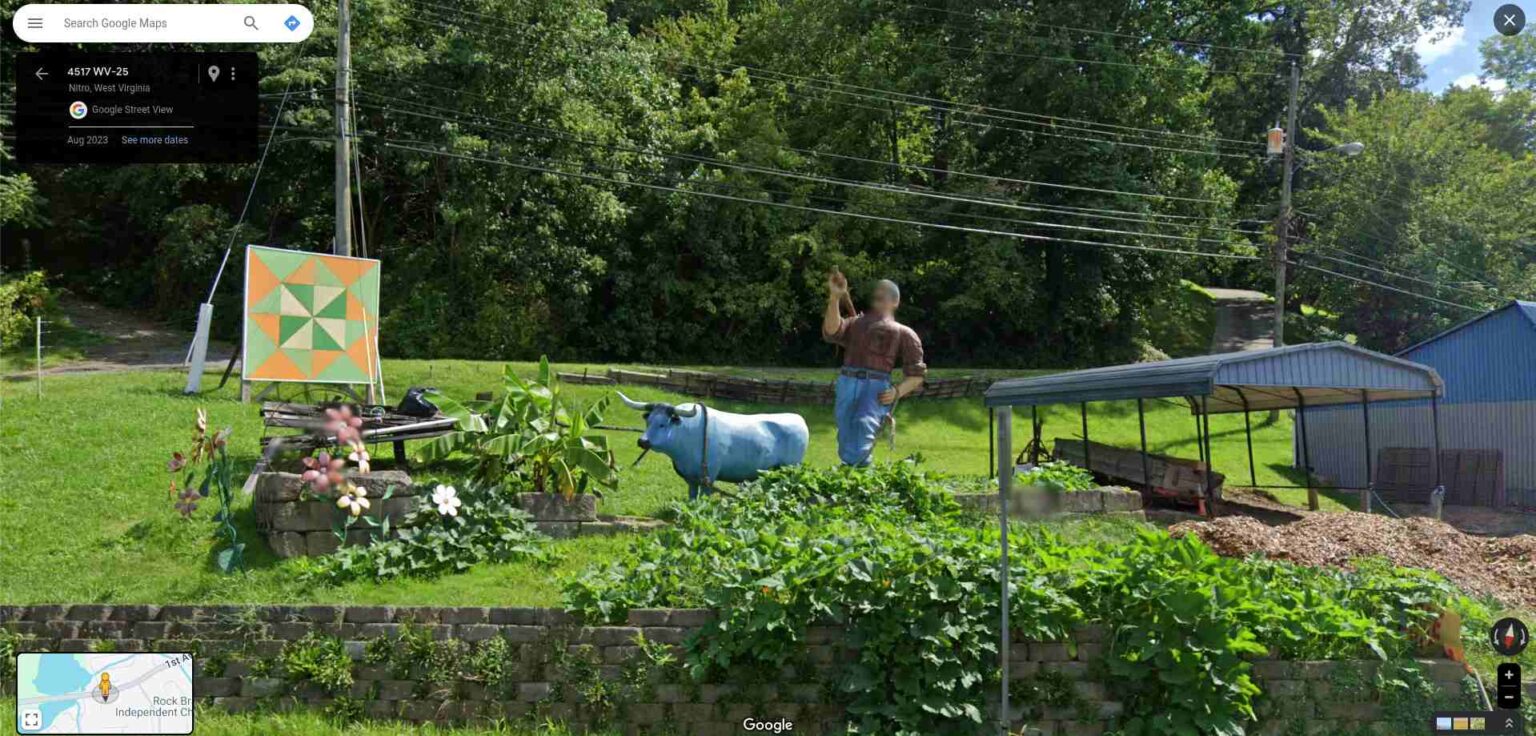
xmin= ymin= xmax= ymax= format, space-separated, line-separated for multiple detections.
xmin=208 ymin=65 xmax=221 ymax=82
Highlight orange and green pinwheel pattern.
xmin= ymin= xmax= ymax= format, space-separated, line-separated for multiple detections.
xmin=242 ymin=246 xmax=381 ymax=383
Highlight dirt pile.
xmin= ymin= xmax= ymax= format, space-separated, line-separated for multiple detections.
xmin=1170 ymin=513 xmax=1536 ymax=608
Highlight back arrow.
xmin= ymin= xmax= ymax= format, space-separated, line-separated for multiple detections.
xmin=34 ymin=68 xmax=48 ymax=80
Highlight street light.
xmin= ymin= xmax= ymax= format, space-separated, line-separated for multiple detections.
xmin=1270 ymin=116 xmax=1365 ymax=346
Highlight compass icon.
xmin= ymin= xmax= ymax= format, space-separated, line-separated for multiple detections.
xmin=1491 ymin=617 xmax=1530 ymax=657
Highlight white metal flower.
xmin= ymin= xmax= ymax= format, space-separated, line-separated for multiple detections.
xmin=431 ymin=484 xmax=462 ymax=517
xmin=347 ymin=445 xmax=371 ymax=474
xmin=335 ymin=485 xmax=371 ymax=517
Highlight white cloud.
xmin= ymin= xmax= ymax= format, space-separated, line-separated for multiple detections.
xmin=1413 ymin=24 xmax=1466 ymax=64
xmin=1451 ymin=73 xmax=1508 ymax=92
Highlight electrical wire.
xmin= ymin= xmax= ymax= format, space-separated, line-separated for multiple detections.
xmin=350 ymin=66 xmax=1236 ymax=207
xmin=395 ymin=1 xmax=1267 ymax=150
xmin=890 ymin=0 xmax=1299 ymax=59
xmin=721 ymin=77 xmax=1260 ymax=160
xmin=359 ymin=102 xmax=1253 ymax=255
xmin=1291 ymin=248 xmax=1494 ymax=302
xmin=353 ymin=92 xmax=1251 ymax=249
xmin=1286 ymin=260 xmax=1484 ymax=312
xmin=376 ymin=136 xmax=1262 ymax=262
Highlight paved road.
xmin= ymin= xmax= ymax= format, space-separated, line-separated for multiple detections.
xmin=1205 ymin=288 xmax=1275 ymax=354
xmin=5 ymin=296 xmax=236 ymax=379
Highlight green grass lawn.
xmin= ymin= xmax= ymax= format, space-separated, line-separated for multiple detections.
xmin=0 ymin=359 xmax=1307 ymax=606
xmin=0 ymin=700 xmax=615 ymax=735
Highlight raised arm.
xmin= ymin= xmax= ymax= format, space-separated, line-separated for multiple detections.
xmin=822 ymin=269 xmax=850 ymax=340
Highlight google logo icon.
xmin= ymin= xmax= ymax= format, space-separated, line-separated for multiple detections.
xmin=69 ymin=101 xmax=88 ymax=119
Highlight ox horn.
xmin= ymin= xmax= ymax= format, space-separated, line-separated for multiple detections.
xmin=672 ymin=403 xmax=700 ymax=418
xmin=616 ymin=392 xmax=655 ymax=412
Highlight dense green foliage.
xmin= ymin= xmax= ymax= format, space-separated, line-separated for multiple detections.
xmin=566 ymin=463 xmax=1473 ymax=735
xmin=0 ymin=271 xmax=51 ymax=352
xmin=416 ymin=358 xmax=618 ymax=495
xmin=4 ymin=0 xmax=1526 ymax=364
xmin=300 ymin=481 xmax=550 ymax=584
xmin=1016 ymin=460 xmax=1097 ymax=493
xmin=1297 ymin=86 xmax=1536 ymax=350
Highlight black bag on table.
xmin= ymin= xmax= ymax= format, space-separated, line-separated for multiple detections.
xmin=397 ymin=387 xmax=439 ymax=417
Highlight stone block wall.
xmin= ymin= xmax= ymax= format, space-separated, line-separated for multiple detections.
xmin=255 ymin=476 xmax=662 ymax=555
xmin=0 ymin=605 xmax=1471 ymax=735
xmin=254 ymin=470 xmax=417 ymax=558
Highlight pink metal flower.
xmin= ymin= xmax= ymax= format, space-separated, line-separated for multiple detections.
xmin=300 ymin=452 xmax=347 ymax=493
xmin=324 ymin=406 xmax=365 ymax=446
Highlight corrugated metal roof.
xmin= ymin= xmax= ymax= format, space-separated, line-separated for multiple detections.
xmin=983 ymin=341 xmax=1443 ymax=413
xmin=1396 ymin=301 xmax=1536 ymax=404
xmin=1398 ymin=300 xmax=1536 ymax=355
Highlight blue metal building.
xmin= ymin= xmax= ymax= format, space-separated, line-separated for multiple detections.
xmin=1302 ymin=301 xmax=1536 ymax=505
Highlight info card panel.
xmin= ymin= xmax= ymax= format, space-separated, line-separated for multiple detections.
xmin=15 ymin=52 xmax=258 ymax=164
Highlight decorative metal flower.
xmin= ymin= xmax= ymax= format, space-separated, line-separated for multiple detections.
xmin=335 ymin=486 xmax=371 ymax=517
xmin=324 ymin=406 xmax=365 ymax=446
xmin=431 ymin=484 xmax=462 ymax=517
xmin=174 ymin=487 xmax=200 ymax=518
xmin=301 ymin=452 xmax=348 ymax=493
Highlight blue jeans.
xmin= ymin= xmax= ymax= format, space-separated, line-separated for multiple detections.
xmin=834 ymin=373 xmax=891 ymax=466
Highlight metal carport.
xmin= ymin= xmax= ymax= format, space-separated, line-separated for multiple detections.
xmin=981 ymin=341 xmax=1444 ymax=734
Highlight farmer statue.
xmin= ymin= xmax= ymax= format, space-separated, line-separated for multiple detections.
xmin=822 ymin=268 xmax=926 ymax=466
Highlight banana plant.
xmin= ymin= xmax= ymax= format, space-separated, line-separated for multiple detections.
xmin=414 ymin=357 xmax=618 ymax=498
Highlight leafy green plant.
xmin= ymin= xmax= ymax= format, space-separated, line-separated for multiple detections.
xmin=279 ymin=633 xmax=354 ymax=696
xmin=1017 ymin=460 xmax=1097 ymax=493
xmin=306 ymin=480 xmax=549 ymax=583
xmin=416 ymin=357 xmax=618 ymax=498
xmin=0 ymin=628 xmax=25 ymax=688
xmin=566 ymin=463 xmax=1467 ymax=736
xmin=166 ymin=409 xmax=244 ymax=573
xmin=0 ymin=270 xmax=52 ymax=352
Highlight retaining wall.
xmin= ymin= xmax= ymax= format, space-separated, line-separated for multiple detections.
xmin=0 ymin=605 xmax=1474 ymax=735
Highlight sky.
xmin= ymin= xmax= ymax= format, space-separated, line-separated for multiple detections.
xmin=1414 ymin=0 xmax=1515 ymax=92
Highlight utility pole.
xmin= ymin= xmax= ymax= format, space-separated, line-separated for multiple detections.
xmin=1272 ymin=62 xmax=1299 ymax=347
xmin=334 ymin=0 xmax=352 ymax=257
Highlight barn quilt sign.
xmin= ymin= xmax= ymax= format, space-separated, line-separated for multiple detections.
xmin=242 ymin=246 xmax=381 ymax=384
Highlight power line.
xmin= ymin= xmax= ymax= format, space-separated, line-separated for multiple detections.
xmin=1292 ymin=247 xmax=1497 ymax=302
xmin=397 ymin=2 xmax=1265 ymax=150
xmin=377 ymin=137 xmax=1262 ymax=262
xmin=1287 ymin=259 xmax=1484 ymax=312
xmin=729 ymin=78 xmax=1259 ymax=160
xmin=353 ymin=91 xmax=1254 ymax=247
xmin=899 ymin=36 xmax=1281 ymax=79
xmin=891 ymin=1 xmax=1299 ymax=59
xmin=352 ymin=66 xmax=1236 ymax=208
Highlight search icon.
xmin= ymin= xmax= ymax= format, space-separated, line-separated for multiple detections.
xmin=243 ymin=15 xmax=259 ymax=30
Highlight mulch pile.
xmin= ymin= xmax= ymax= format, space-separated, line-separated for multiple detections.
xmin=1169 ymin=513 xmax=1536 ymax=608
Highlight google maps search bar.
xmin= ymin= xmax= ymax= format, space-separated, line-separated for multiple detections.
xmin=12 ymin=4 xmax=314 ymax=43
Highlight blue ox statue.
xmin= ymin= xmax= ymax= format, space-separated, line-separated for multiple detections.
xmin=618 ymin=392 xmax=809 ymax=499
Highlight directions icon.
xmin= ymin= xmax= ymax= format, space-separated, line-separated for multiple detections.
xmin=1492 ymin=617 xmax=1530 ymax=657
xmin=285 ymin=14 xmax=301 ymax=31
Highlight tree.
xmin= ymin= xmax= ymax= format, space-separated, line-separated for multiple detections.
xmin=1296 ymin=87 xmax=1536 ymax=350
